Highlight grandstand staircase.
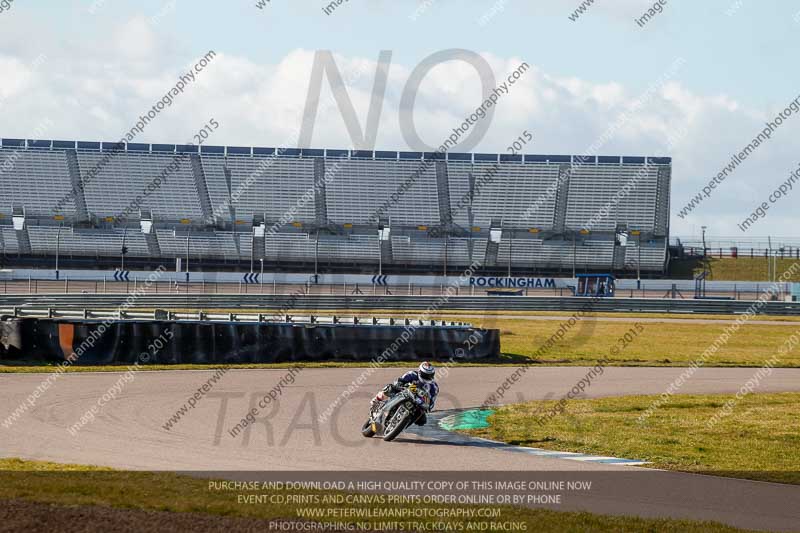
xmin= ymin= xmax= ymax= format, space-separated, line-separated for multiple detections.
xmin=484 ymin=239 xmax=499 ymax=267
xmin=252 ymin=214 xmax=266 ymax=261
xmin=466 ymin=172 xmax=476 ymax=262
xmin=432 ymin=160 xmax=470 ymax=240
xmin=374 ymin=216 xmax=393 ymax=265
xmin=435 ymin=161 xmax=453 ymax=226
xmin=232 ymin=229 xmax=242 ymax=259
xmin=190 ymin=154 xmax=214 ymax=224
xmin=484 ymin=218 xmax=502 ymax=267
xmin=256 ymin=234 xmax=266 ymax=261
xmin=13 ymin=228 xmax=32 ymax=256
xmin=139 ymin=210 xmax=162 ymax=257
xmin=612 ymin=243 xmax=627 ymax=270
xmin=380 ymin=235 xmax=393 ymax=266
xmin=552 ymin=163 xmax=571 ymax=233
xmin=654 ymin=166 xmax=671 ymax=236
xmin=144 ymin=230 xmax=161 ymax=258
xmin=10 ymin=206 xmax=32 ymax=255
xmin=313 ymin=158 xmax=329 ymax=225
xmin=223 ymin=166 xmax=235 ymax=223
xmin=64 ymin=150 xmax=90 ymax=223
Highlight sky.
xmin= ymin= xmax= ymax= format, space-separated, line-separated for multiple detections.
xmin=1 ymin=0 xmax=799 ymax=241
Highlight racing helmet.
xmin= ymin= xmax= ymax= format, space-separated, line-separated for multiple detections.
xmin=418 ymin=361 xmax=435 ymax=382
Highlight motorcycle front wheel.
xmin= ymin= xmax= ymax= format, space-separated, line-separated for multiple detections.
xmin=383 ymin=408 xmax=411 ymax=442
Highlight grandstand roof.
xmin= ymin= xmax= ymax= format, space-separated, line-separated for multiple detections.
xmin=1 ymin=138 xmax=672 ymax=166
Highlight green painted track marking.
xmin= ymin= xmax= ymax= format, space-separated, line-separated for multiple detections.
xmin=438 ymin=409 xmax=494 ymax=431
xmin=412 ymin=410 xmax=648 ymax=466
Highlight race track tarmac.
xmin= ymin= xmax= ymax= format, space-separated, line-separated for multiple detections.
xmin=2 ymin=367 xmax=799 ymax=531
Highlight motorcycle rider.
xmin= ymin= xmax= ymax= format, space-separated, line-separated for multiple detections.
xmin=371 ymin=362 xmax=438 ymax=426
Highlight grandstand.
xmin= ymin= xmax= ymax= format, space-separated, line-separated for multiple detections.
xmin=0 ymin=138 xmax=671 ymax=275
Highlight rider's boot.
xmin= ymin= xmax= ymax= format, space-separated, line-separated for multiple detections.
xmin=370 ymin=391 xmax=388 ymax=411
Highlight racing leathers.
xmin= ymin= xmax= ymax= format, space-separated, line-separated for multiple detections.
xmin=372 ymin=370 xmax=439 ymax=426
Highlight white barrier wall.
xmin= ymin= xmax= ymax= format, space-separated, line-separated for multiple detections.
xmin=0 ymin=269 xmax=790 ymax=293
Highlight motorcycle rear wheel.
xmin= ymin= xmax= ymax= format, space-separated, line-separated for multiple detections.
xmin=361 ymin=419 xmax=376 ymax=438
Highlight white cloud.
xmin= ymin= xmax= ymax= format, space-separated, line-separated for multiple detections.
xmin=112 ymin=16 xmax=160 ymax=61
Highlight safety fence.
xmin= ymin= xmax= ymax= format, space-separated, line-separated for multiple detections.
xmin=1 ymin=294 xmax=799 ymax=315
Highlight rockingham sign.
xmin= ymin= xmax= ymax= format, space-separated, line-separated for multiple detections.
xmin=469 ymin=276 xmax=559 ymax=289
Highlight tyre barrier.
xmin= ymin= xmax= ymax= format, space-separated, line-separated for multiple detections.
xmin=0 ymin=317 xmax=501 ymax=365
xmin=0 ymin=316 xmax=23 ymax=359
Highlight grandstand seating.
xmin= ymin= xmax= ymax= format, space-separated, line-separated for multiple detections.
xmin=0 ymin=139 xmax=672 ymax=274
xmin=496 ymin=238 xmax=617 ymax=270
xmin=27 ymin=226 xmax=149 ymax=257
xmin=78 ymin=152 xmax=204 ymax=221
xmin=624 ymin=240 xmax=669 ymax=272
xmin=156 ymin=230 xmax=248 ymax=260
xmin=565 ymin=164 xmax=660 ymax=232
xmin=0 ymin=149 xmax=75 ymax=216
xmin=469 ymin=162 xmax=560 ymax=229
xmin=316 ymin=234 xmax=379 ymax=262
xmin=0 ymin=227 xmax=19 ymax=254
xmin=263 ymin=233 xmax=380 ymax=264
xmin=203 ymin=155 xmax=317 ymax=223
xmin=391 ymin=236 xmax=471 ymax=266
xmin=326 ymin=160 xmax=439 ymax=226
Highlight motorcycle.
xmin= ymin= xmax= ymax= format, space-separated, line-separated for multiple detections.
xmin=362 ymin=383 xmax=431 ymax=442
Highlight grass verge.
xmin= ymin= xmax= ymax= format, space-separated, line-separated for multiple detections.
xmin=464 ymin=392 xmax=800 ymax=485
xmin=0 ymin=458 xmax=752 ymax=532
xmin=484 ymin=317 xmax=800 ymax=367
xmin=671 ymin=257 xmax=800 ymax=282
